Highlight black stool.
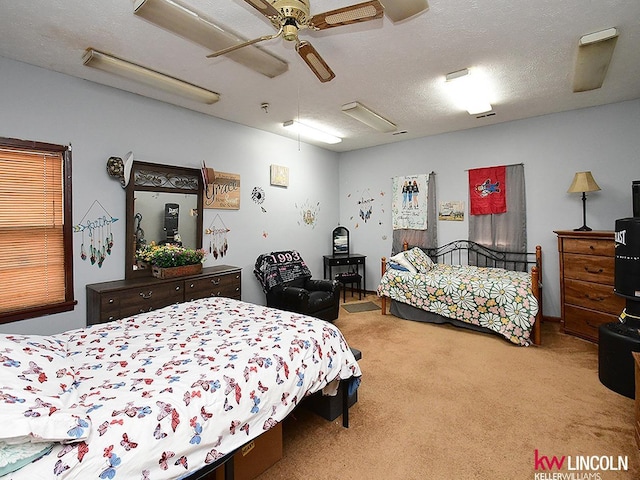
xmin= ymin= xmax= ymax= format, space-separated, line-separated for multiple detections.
xmin=335 ymin=272 xmax=362 ymax=302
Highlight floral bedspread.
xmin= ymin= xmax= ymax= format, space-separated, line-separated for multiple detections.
xmin=4 ymin=297 xmax=360 ymax=479
xmin=377 ymin=264 xmax=539 ymax=346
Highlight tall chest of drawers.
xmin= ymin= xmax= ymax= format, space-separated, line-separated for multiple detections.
xmin=86 ymin=265 xmax=241 ymax=326
xmin=555 ymin=230 xmax=624 ymax=343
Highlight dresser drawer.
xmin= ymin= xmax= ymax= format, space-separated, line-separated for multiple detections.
xmin=564 ymin=278 xmax=625 ymax=315
xmin=119 ymin=281 xmax=183 ymax=317
xmin=330 ymin=257 xmax=364 ymax=266
xmin=184 ymin=272 xmax=241 ymax=301
xmin=563 ymin=253 xmax=615 ymax=284
xmin=561 ymin=237 xmax=615 ymax=256
xmin=564 ymin=305 xmax=619 ymax=342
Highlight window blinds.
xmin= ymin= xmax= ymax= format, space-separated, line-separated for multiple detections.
xmin=0 ymin=147 xmax=66 ymax=314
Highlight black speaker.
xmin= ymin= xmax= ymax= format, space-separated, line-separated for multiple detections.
xmin=615 ymin=218 xmax=640 ymax=303
xmin=633 ymin=180 xmax=640 ymax=217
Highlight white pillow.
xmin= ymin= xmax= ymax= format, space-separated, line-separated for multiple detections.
xmin=389 ymin=252 xmax=417 ymax=274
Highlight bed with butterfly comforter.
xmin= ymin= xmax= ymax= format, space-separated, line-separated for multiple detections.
xmin=0 ymin=297 xmax=361 ymax=479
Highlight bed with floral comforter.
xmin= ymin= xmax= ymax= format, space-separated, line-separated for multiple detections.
xmin=0 ymin=297 xmax=361 ymax=479
xmin=377 ymin=246 xmax=541 ymax=346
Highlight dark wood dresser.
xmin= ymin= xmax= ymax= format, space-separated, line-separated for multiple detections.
xmin=555 ymin=230 xmax=624 ymax=343
xmin=86 ymin=265 xmax=241 ymax=326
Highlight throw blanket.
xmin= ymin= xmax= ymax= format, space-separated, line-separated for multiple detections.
xmin=254 ymin=250 xmax=312 ymax=293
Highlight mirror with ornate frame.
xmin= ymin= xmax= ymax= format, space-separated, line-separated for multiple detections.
xmin=332 ymin=226 xmax=349 ymax=255
xmin=125 ymin=161 xmax=203 ymax=279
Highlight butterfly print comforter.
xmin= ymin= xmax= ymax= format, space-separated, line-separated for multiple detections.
xmin=8 ymin=297 xmax=361 ymax=479
xmin=377 ymin=264 xmax=539 ymax=346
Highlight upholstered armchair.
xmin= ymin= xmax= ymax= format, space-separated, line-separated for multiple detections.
xmin=254 ymin=251 xmax=340 ymax=323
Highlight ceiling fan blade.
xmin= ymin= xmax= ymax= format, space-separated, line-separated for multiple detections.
xmin=297 ymin=41 xmax=335 ymax=82
xmin=207 ymin=28 xmax=282 ymax=58
xmin=242 ymin=0 xmax=281 ymax=18
xmin=380 ymin=0 xmax=429 ymax=23
xmin=309 ymin=0 xmax=384 ymax=31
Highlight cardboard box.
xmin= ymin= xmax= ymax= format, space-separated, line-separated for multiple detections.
xmin=211 ymin=422 xmax=283 ymax=480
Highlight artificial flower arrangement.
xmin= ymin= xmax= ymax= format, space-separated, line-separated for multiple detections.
xmin=136 ymin=242 xmax=206 ymax=268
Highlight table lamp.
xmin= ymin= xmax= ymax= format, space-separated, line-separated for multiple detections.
xmin=568 ymin=171 xmax=601 ymax=231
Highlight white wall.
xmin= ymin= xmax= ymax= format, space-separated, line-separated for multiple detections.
xmin=0 ymin=56 xmax=340 ymax=335
xmin=338 ymin=99 xmax=640 ymax=319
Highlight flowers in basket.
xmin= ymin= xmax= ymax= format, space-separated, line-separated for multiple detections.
xmin=136 ymin=242 xmax=206 ymax=268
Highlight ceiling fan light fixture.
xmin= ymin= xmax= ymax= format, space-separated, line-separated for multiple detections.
xmin=572 ymin=27 xmax=618 ymax=93
xmin=82 ymin=48 xmax=220 ymax=104
xmin=283 ymin=120 xmax=342 ymax=144
xmin=445 ymin=68 xmax=492 ymax=115
xmin=133 ymin=0 xmax=288 ymax=78
xmin=341 ymin=101 xmax=397 ymax=133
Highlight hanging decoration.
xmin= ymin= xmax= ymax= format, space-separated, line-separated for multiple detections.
xmin=295 ymin=199 xmax=320 ymax=228
xmin=358 ymin=188 xmax=375 ymax=223
xmin=206 ymin=214 xmax=230 ymax=259
xmin=74 ymin=200 xmax=118 ymax=268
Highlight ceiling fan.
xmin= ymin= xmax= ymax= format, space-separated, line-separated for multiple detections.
xmin=206 ymin=0 xmax=428 ymax=82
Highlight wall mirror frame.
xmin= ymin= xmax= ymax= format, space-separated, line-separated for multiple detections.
xmin=125 ymin=161 xmax=203 ymax=279
xmin=332 ymin=226 xmax=349 ymax=255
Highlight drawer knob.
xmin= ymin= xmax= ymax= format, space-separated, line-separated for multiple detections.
xmin=211 ymin=278 xmax=220 ymax=285
xmin=584 ymin=293 xmax=605 ymax=302
xmin=176 ymin=286 xmax=181 ymax=291
xmin=108 ymin=298 xmax=114 ymax=304
xmin=190 ymin=283 xmax=195 ymax=288
xmin=584 ymin=266 xmax=603 ymax=274
xmin=140 ymin=291 xmax=153 ymax=299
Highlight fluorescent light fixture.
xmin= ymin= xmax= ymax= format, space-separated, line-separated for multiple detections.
xmin=283 ymin=120 xmax=342 ymax=145
xmin=573 ymin=27 xmax=618 ymax=92
xmin=445 ymin=68 xmax=492 ymax=115
xmin=341 ymin=101 xmax=397 ymax=133
xmin=133 ymin=0 xmax=288 ymax=78
xmin=83 ymin=48 xmax=219 ymax=104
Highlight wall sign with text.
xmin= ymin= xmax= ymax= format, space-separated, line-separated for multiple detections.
xmin=204 ymin=171 xmax=240 ymax=210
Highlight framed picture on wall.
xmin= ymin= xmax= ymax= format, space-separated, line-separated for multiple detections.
xmin=270 ymin=164 xmax=289 ymax=187
xmin=438 ymin=201 xmax=464 ymax=221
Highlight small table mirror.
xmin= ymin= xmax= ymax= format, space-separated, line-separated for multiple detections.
xmin=332 ymin=226 xmax=349 ymax=255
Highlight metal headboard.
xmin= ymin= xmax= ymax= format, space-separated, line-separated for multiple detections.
xmin=421 ymin=240 xmax=538 ymax=272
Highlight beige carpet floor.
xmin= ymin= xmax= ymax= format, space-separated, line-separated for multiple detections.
xmin=257 ymin=297 xmax=639 ymax=480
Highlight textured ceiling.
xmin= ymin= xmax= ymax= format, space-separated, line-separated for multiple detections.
xmin=1 ymin=0 xmax=639 ymax=152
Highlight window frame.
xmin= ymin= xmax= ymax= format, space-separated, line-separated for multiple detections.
xmin=0 ymin=136 xmax=76 ymax=324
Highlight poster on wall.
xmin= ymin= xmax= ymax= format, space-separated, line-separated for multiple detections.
xmin=391 ymin=174 xmax=428 ymax=230
xmin=438 ymin=201 xmax=464 ymax=221
xmin=204 ymin=171 xmax=240 ymax=210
